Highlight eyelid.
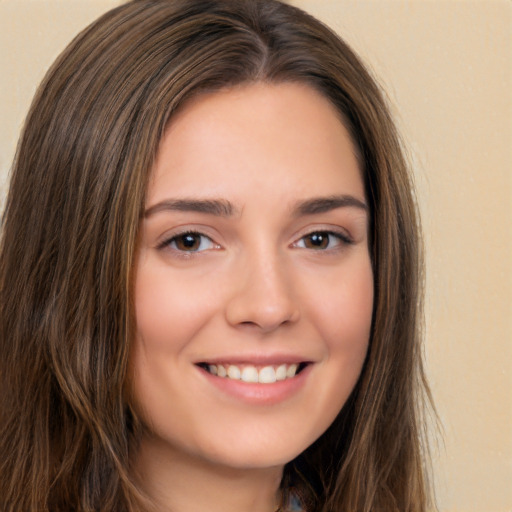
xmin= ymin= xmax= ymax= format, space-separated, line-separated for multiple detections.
xmin=157 ymin=229 xmax=221 ymax=255
xmin=292 ymin=227 xmax=354 ymax=250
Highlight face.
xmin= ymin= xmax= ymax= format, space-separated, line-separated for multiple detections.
xmin=132 ymin=82 xmax=373 ymax=470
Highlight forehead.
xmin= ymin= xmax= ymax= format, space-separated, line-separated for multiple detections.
xmin=148 ymin=81 xmax=365 ymax=206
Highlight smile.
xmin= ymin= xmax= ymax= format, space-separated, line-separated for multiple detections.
xmin=197 ymin=362 xmax=309 ymax=384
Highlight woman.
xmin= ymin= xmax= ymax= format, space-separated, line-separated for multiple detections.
xmin=0 ymin=0 xmax=434 ymax=510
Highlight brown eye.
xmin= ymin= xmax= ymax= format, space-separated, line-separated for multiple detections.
xmin=295 ymin=231 xmax=351 ymax=250
xmin=303 ymin=232 xmax=330 ymax=249
xmin=174 ymin=233 xmax=202 ymax=251
xmin=162 ymin=232 xmax=217 ymax=253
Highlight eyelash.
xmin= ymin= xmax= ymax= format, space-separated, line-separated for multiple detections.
xmin=157 ymin=230 xmax=219 ymax=257
xmin=158 ymin=228 xmax=353 ymax=257
xmin=292 ymin=229 xmax=353 ymax=250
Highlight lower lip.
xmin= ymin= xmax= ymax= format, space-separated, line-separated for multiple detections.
xmin=197 ymin=364 xmax=312 ymax=405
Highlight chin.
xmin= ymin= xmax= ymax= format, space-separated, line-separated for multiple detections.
xmin=181 ymin=422 xmax=326 ymax=471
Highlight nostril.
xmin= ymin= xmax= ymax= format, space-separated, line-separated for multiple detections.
xmin=235 ymin=317 xmax=296 ymax=334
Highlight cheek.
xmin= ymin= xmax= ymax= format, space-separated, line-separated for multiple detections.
xmin=133 ymin=259 xmax=219 ymax=353
xmin=130 ymin=261 xmax=218 ymax=430
xmin=293 ymin=256 xmax=373 ymax=433
xmin=310 ymin=257 xmax=373 ymax=397
xmin=312 ymin=257 xmax=374 ymax=350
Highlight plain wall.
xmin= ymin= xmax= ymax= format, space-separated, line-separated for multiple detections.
xmin=1 ymin=1 xmax=511 ymax=511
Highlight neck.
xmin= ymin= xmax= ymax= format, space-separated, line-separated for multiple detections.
xmin=134 ymin=434 xmax=284 ymax=512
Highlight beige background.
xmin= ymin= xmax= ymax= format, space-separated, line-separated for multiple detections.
xmin=1 ymin=1 xmax=511 ymax=511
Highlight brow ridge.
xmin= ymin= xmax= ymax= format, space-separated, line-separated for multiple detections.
xmin=294 ymin=195 xmax=367 ymax=216
xmin=144 ymin=198 xmax=236 ymax=218
xmin=144 ymin=194 xmax=367 ymax=219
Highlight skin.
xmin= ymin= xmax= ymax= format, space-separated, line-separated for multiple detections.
xmin=131 ymin=82 xmax=374 ymax=512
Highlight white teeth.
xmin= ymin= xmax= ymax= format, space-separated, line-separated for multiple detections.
xmin=227 ymin=365 xmax=241 ymax=380
xmin=205 ymin=362 xmax=303 ymax=383
xmin=275 ymin=364 xmax=287 ymax=381
xmin=286 ymin=364 xmax=298 ymax=378
xmin=241 ymin=366 xmax=259 ymax=383
xmin=258 ymin=366 xmax=276 ymax=383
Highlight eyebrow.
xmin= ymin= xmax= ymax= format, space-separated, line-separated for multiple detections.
xmin=144 ymin=198 xmax=237 ymax=218
xmin=144 ymin=194 xmax=367 ymax=219
xmin=292 ymin=195 xmax=368 ymax=216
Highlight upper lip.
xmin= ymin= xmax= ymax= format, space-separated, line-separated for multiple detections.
xmin=194 ymin=353 xmax=314 ymax=366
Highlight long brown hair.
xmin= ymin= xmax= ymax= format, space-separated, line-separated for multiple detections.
xmin=0 ymin=1 xmax=434 ymax=510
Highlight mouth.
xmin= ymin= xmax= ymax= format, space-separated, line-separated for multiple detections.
xmin=196 ymin=362 xmax=310 ymax=384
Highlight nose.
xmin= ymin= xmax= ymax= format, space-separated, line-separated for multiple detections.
xmin=225 ymin=251 xmax=300 ymax=333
